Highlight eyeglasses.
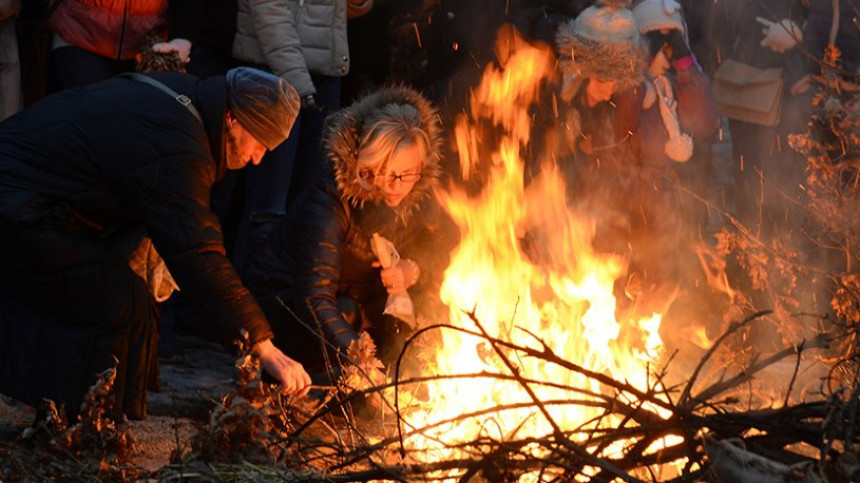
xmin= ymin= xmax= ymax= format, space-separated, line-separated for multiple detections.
xmin=363 ymin=171 xmax=423 ymax=184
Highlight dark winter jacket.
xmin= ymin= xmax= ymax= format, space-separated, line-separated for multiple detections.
xmin=246 ymin=86 xmax=454 ymax=350
xmin=716 ymin=0 xmax=808 ymax=82
xmin=48 ymin=0 xmax=168 ymax=60
xmin=0 ymin=72 xmax=274 ymax=347
xmin=803 ymin=0 xmax=860 ymax=74
xmin=167 ymin=0 xmax=238 ymax=68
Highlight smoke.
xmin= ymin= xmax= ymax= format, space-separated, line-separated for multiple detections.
xmin=416 ymin=0 xmax=853 ymax=396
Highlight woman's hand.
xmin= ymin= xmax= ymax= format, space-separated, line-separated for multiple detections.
xmin=791 ymin=74 xmax=812 ymax=96
xmin=375 ymin=258 xmax=420 ymax=295
xmin=254 ymin=338 xmax=311 ymax=396
xmin=152 ymin=38 xmax=193 ymax=64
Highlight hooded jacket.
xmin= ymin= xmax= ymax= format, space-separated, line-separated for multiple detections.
xmin=0 ymin=72 xmax=273 ymax=347
xmin=246 ymin=86 xmax=454 ymax=350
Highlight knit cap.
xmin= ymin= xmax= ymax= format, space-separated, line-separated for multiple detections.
xmin=632 ymin=0 xmax=685 ymax=34
xmin=225 ymin=67 xmax=300 ymax=150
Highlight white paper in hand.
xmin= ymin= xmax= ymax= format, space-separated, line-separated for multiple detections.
xmin=371 ymin=233 xmax=416 ymax=326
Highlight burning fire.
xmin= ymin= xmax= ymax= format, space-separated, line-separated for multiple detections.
xmin=396 ymin=27 xmax=681 ymax=478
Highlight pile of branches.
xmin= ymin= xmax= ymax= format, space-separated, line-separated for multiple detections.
xmin=155 ymin=310 xmax=860 ymax=482
xmin=0 ymin=314 xmax=855 ymax=481
xmin=0 ymin=364 xmax=139 ymax=481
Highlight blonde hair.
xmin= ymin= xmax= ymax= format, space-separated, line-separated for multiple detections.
xmin=355 ymin=103 xmax=432 ymax=189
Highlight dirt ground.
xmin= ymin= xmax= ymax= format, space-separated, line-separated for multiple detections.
xmin=0 ymin=335 xmax=238 ymax=474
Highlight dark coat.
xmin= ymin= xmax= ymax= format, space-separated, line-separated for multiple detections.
xmin=245 ymin=86 xmax=456 ymax=370
xmin=0 ymin=72 xmax=273 ymax=418
xmin=715 ymin=0 xmax=808 ymax=82
xmin=803 ymin=0 xmax=860 ymax=74
xmin=0 ymin=71 xmax=272 ymax=347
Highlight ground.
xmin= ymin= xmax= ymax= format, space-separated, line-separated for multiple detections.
xmin=0 ymin=335 xmax=238 ymax=473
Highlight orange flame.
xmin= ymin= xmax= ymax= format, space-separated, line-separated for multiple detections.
xmin=398 ymin=27 xmax=681 ymax=477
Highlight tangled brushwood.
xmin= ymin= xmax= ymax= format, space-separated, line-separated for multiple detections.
xmin=0 ymin=364 xmax=138 ymax=481
xmin=151 ymin=309 xmax=860 ymax=482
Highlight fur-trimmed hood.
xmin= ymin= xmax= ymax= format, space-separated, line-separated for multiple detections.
xmin=323 ymin=85 xmax=443 ymax=220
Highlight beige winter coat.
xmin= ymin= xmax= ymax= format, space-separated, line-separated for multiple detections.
xmin=233 ymin=0 xmax=349 ymax=97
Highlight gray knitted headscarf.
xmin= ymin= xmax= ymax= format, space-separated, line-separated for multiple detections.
xmin=225 ymin=67 xmax=300 ymax=150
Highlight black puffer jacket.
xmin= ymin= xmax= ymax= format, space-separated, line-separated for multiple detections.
xmin=0 ymin=72 xmax=273 ymax=346
xmin=246 ymin=86 xmax=455 ymax=350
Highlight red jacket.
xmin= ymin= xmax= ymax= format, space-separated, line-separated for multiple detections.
xmin=615 ymin=58 xmax=720 ymax=169
xmin=49 ymin=0 xmax=168 ymax=60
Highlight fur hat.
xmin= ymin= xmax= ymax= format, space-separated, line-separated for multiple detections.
xmin=556 ymin=0 xmax=647 ymax=89
xmin=573 ymin=0 xmax=640 ymax=44
xmin=632 ymin=0 xmax=685 ymax=33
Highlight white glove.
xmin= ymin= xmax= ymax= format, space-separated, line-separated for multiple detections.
xmin=756 ymin=17 xmax=802 ymax=53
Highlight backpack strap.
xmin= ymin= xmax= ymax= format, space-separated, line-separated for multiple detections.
xmin=122 ymin=73 xmax=204 ymax=126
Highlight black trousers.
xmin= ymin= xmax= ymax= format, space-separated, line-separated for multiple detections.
xmin=0 ymin=223 xmax=159 ymax=420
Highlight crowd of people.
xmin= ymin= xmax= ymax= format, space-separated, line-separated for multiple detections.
xmin=0 ymin=0 xmax=856 ymax=421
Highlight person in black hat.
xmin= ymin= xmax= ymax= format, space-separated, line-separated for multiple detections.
xmin=0 ymin=66 xmax=311 ymax=420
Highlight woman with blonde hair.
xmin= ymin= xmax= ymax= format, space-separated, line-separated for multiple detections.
xmin=244 ymin=85 xmax=457 ymax=378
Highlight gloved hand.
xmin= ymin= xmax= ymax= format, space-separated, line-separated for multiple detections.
xmin=757 ymin=17 xmax=802 ymax=53
xmin=301 ymin=94 xmax=319 ymax=112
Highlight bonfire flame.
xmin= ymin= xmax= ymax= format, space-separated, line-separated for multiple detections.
xmin=398 ymin=27 xmax=679 ymax=477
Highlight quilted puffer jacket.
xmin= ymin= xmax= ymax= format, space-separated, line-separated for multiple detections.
xmin=48 ymin=0 xmax=168 ymax=60
xmin=233 ymin=0 xmax=349 ymax=96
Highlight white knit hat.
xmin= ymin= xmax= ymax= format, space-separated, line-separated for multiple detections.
xmin=574 ymin=0 xmax=640 ymax=45
xmin=556 ymin=0 xmax=647 ymax=89
xmin=632 ymin=0 xmax=685 ymax=34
